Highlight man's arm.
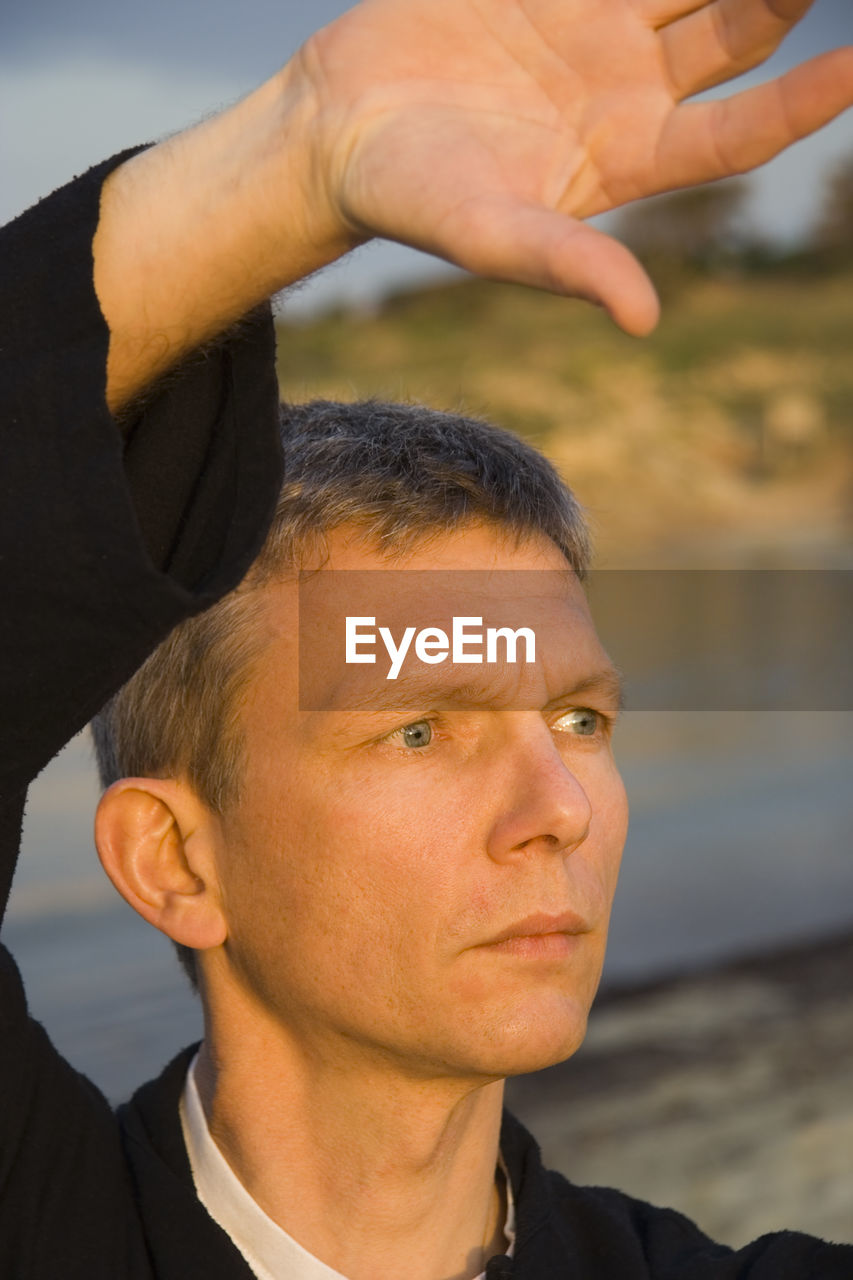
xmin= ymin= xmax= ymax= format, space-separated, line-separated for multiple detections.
xmin=93 ymin=0 xmax=853 ymax=411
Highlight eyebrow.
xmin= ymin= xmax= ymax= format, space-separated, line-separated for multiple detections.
xmin=549 ymin=668 xmax=626 ymax=716
xmin=320 ymin=664 xmax=626 ymax=716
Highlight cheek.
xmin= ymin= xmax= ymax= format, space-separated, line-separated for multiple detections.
xmin=230 ymin=757 xmax=470 ymax=960
xmin=597 ymin=755 xmax=628 ymax=844
xmin=600 ymin=768 xmax=628 ymax=899
xmin=575 ymin=755 xmax=628 ymax=906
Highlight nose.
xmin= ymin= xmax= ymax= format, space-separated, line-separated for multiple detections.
xmin=485 ymin=717 xmax=593 ymax=864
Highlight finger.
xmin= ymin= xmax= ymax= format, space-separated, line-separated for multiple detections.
xmin=633 ymin=0 xmax=713 ymax=29
xmin=436 ymin=199 xmax=660 ymax=335
xmin=654 ymin=46 xmax=853 ymax=186
xmin=659 ymin=0 xmax=818 ymax=100
xmin=645 ymin=0 xmax=816 ymax=24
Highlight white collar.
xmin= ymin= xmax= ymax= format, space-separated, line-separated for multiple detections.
xmin=180 ymin=1053 xmax=516 ymax=1280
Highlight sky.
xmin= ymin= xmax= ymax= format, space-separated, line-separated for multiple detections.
xmin=2 ymin=0 xmax=852 ymax=313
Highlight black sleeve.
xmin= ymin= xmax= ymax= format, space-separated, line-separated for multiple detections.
xmin=0 ymin=155 xmax=284 ymax=1277
xmin=0 ymin=152 xmax=283 ymax=918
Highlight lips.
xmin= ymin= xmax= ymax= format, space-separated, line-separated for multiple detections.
xmin=483 ymin=910 xmax=591 ymax=947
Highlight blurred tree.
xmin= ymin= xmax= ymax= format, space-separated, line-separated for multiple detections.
xmin=811 ymin=153 xmax=853 ymax=257
xmin=616 ymin=178 xmax=752 ymax=270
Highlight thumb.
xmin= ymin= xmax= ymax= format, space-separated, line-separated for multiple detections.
xmin=435 ymin=199 xmax=660 ymax=336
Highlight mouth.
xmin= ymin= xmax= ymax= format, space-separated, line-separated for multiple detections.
xmin=478 ymin=911 xmax=591 ymax=958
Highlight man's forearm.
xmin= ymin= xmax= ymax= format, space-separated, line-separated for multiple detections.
xmin=92 ymin=56 xmax=361 ymax=413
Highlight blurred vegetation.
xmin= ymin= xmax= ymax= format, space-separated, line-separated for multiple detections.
xmin=277 ymin=163 xmax=853 ymax=566
xmin=811 ymin=153 xmax=853 ymax=265
xmin=616 ymin=179 xmax=752 ymax=288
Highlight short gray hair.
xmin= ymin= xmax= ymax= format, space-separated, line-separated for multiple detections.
xmin=92 ymin=399 xmax=590 ymax=984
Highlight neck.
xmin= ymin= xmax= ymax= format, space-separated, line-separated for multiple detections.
xmin=195 ymin=1007 xmax=507 ymax=1280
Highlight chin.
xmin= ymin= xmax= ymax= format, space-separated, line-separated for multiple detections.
xmin=457 ymin=999 xmax=591 ymax=1080
xmin=494 ymin=1032 xmax=587 ymax=1080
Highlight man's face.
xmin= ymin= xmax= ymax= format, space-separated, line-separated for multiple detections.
xmin=213 ymin=522 xmax=628 ymax=1081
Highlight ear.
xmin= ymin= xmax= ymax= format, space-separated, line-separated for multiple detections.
xmin=95 ymin=778 xmax=227 ymax=951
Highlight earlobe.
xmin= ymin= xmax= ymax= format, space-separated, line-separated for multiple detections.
xmin=94 ymin=778 xmax=227 ymax=951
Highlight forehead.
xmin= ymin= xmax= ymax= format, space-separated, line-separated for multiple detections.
xmin=251 ymin=523 xmax=616 ymax=717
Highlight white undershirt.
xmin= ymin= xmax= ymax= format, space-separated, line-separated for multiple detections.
xmin=180 ymin=1055 xmax=515 ymax=1280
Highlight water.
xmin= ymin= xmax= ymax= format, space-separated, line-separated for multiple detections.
xmin=5 ymin=711 xmax=852 ymax=1102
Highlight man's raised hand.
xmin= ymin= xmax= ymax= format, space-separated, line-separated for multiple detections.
xmin=303 ymin=0 xmax=853 ymax=333
xmin=94 ymin=0 xmax=853 ymax=408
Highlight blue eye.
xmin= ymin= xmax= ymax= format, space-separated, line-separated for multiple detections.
xmin=399 ymin=720 xmax=433 ymax=749
xmin=555 ymin=708 xmax=599 ymax=736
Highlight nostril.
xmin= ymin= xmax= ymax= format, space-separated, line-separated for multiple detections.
xmin=513 ymin=819 xmax=590 ymax=858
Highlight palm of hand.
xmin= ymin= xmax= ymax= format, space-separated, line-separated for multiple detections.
xmin=305 ymin=0 xmax=853 ymax=331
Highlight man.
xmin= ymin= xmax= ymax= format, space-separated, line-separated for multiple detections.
xmin=93 ymin=397 xmax=628 ymax=1280
xmin=1 ymin=1 xmax=851 ymax=1277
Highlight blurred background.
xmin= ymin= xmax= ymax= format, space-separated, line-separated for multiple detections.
xmin=3 ymin=0 xmax=852 ymax=1250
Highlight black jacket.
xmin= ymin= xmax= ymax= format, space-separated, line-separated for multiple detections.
xmin=1 ymin=157 xmax=851 ymax=1279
